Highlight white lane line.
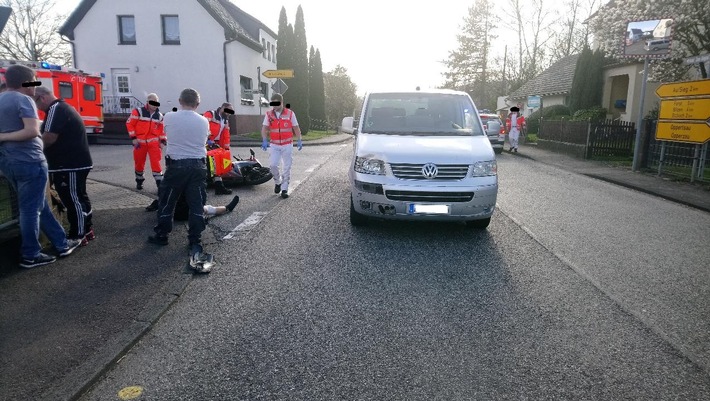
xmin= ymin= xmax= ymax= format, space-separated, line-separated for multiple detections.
xmin=223 ymin=212 xmax=268 ymax=240
xmin=305 ymin=164 xmax=320 ymax=173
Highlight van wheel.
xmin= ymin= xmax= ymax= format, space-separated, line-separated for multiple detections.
xmin=465 ymin=217 xmax=490 ymax=229
xmin=350 ymin=197 xmax=367 ymax=226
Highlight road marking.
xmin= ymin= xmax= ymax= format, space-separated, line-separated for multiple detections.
xmin=223 ymin=212 xmax=268 ymax=239
xmin=305 ymin=164 xmax=319 ymax=173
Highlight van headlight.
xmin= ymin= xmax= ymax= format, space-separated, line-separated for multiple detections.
xmin=354 ymin=157 xmax=385 ymax=175
xmin=472 ymin=160 xmax=497 ymax=177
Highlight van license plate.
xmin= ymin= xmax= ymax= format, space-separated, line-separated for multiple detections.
xmin=408 ymin=204 xmax=450 ymax=214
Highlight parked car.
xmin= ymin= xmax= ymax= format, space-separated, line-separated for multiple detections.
xmin=479 ymin=113 xmax=505 ymax=154
xmin=342 ymin=89 xmax=499 ymax=229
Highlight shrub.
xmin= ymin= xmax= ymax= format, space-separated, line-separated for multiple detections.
xmin=571 ymin=106 xmax=607 ymax=121
xmin=525 ymin=105 xmax=571 ymax=134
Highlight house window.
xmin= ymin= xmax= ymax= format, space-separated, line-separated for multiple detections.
xmin=267 ymin=41 xmax=272 ymax=61
xmin=272 ymin=44 xmax=276 ymax=63
xmin=240 ymin=75 xmax=254 ymax=105
xmin=116 ymin=75 xmax=131 ymax=94
xmin=260 ymin=82 xmax=269 ymax=99
xmin=118 ymin=15 xmax=136 ymax=45
xmin=262 ymin=39 xmax=267 ymax=58
xmin=161 ymin=15 xmax=180 ymax=45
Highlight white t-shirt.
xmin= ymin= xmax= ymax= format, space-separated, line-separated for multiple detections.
xmin=164 ymin=110 xmax=209 ymax=160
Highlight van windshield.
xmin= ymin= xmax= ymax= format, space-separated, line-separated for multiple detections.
xmin=362 ymin=93 xmax=483 ymax=136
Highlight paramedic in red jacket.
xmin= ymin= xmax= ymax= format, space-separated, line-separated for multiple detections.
xmin=126 ymin=93 xmax=165 ymax=190
xmin=505 ymin=106 xmax=526 ymax=153
xmin=261 ymin=93 xmax=302 ymax=199
xmin=203 ymin=102 xmax=234 ymax=195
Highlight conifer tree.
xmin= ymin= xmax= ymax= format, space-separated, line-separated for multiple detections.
xmin=308 ymin=46 xmax=326 ymax=130
xmin=290 ymin=5 xmax=310 ymax=134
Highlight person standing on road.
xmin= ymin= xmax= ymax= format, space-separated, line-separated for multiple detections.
xmin=203 ymin=102 xmax=234 ymax=195
xmin=148 ymin=88 xmax=212 ymax=272
xmin=34 ymin=86 xmax=95 ymax=246
xmin=126 ymin=93 xmax=165 ymax=191
xmin=0 ymin=65 xmax=81 ymax=268
xmin=505 ymin=106 xmax=526 ymax=153
xmin=261 ymin=93 xmax=302 ymax=199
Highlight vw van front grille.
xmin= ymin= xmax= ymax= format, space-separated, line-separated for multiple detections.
xmin=389 ymin=163 xmax=469 ymax=180
xmin=385 ymin=190 xmax=474 ymax=202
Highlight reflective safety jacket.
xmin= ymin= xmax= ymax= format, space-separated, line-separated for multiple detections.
xmin=266 ymin=108 xmax=295 ymax=146
xmin=505 ymin=113 xmax=526 ymax=132
xmin=203 ymin=109 xmax=230 ymax=149
xmin=126 ymin=106 xmax=165 ymax=142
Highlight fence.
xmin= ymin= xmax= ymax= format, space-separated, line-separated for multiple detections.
xmin=103 ymin=96 xmax=144 ymax=115
xmin=645 ymin=120 xmax=709 ymax=182
xmin=538 ymin=119 xmax=636 ymax=159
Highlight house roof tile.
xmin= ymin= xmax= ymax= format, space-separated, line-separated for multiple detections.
xmin=509 ymin=54 xmax=580 ymax=100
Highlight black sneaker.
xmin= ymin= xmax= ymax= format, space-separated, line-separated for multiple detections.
xmin=136 ymin=180 xmax=144 ymax=190
xmin=274 ymin=183 xmax=281 ymax=194
xmin=145 ymin=199 xmax=159 ymax=211
xmin=148 ymin=234 xmax=169 ymax=246
xmin=280 ymin=190 xmax=289 ymax=199
xmin=58 ymin=239 xmax=82 ymax=257
xmin=226 ymin=195 xmax=240 ymax=212
xmin=215 ymin=183 xmax=233 ymax=195
xmin=20 ymin=253 xmax=57 ymax=269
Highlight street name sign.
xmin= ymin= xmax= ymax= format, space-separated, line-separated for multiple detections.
xmin=655 ymin=121 xmax=710 ymax=144
xmin=659 ymin=98 xmax=710 ymax=120
xmin=655 ymin=79 xmax=710 ymax=98
xmin=263 ymin=69 xmax=294 ymax=79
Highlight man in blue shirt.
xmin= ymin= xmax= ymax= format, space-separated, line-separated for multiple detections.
xmin=0 ymin=65 xmax=80 ymax=268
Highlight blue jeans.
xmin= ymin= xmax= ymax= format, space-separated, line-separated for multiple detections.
xmin=0 ymin=160 xmax=69 ymax=259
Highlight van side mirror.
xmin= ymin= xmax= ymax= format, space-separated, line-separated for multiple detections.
xmin=486 ymin=121 xmax=501 ymax=135
xmin=341 ymin=116 xmax=356 ymax=135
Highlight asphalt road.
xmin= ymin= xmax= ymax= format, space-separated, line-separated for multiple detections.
xmin=78 ymin=145 xmax=710 ymax=400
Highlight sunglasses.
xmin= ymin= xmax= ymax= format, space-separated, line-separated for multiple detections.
xmin=148 ymin=100 xmax=160 ymax=107
xmin=22 ymin=81 xmax=42 ymax=87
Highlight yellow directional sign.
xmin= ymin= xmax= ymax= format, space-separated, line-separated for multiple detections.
xmin=655 ymin=121 xmax=710 ymax=144
xmin=262 ymin=69 xmax=294 ymax=79
xmin=655 ymin=79 xmax=710 ymax=98
xmin=659 ymin=98 xmax=710 ymax=120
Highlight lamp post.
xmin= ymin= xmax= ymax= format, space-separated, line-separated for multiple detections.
xmin=257 ymin=66 xmax=262 ymax=117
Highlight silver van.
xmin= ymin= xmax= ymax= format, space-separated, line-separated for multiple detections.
xmin=644 ymin=38 xmax=671 ymax=51
xmin=342 ymin=89 xmax=499 ymax=229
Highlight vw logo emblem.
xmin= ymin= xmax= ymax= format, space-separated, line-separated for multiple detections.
xmin=422 ymin=163 xmax=438 ymax=179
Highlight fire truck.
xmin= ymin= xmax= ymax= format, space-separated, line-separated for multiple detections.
xmin=0 ymin=59 xmax=104 ymax=137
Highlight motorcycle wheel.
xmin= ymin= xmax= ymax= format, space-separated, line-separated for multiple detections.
xmin=246 ymin=166 xmax=273 ymax=185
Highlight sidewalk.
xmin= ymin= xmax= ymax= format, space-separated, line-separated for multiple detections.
xmin=0 ymin=133 xmax=708 ymax=401
xmin=514 ymin=143 xmax=710 ymax=213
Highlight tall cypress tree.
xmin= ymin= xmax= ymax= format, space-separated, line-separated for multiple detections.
xmin=308 ymin=46 xmax=326 ymax=130
xmin=276 ymin=7 xmax=290 ymax=72
xmin=290 ymin=5 xmax=310 ymax=134
xmin=569 ymin=47 xmax=605 ymax=113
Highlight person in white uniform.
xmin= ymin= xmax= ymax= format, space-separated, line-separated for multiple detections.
xmin=260 ymin=93 xmax=302 ymax=199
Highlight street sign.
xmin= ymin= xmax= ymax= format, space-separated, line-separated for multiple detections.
xmin=655 ymin=120 xmax=710 ymax=144
xmin=655 ymin=79 xmax=710 ymax=98
xmin=263 ymin=69 xmax=294 ymax=79
xmin=271 ymin=78 xmax=288 ymax=94
xmin=659 ymin=98 xmax=710 ymax=120
xmin=683 ymin=54 xmax=710 ymax=65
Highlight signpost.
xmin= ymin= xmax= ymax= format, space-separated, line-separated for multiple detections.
xmin=262 ymin=69 xmax=294 ymax=79
xmin=271 ymin=78 xmax=288 ymax=95
xmin=654 ymin=79 xmax=710 ymax=181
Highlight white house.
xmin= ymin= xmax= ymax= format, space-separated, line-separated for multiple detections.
xmin=59 ymin=0 xmax=279 ymax=133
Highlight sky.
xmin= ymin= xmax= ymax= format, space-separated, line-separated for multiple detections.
xmin=56 ymin=0 xmax=577 ymax=95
